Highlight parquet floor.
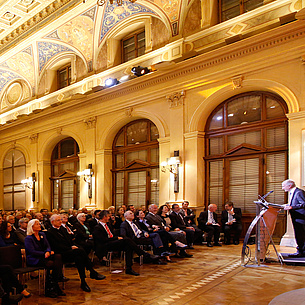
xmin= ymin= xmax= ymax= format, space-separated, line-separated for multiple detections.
xmin=22 ymin=244 xmax=305 ymax=305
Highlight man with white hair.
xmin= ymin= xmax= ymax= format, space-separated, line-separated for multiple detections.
xmin=46 ymin=214 xmax=105 ymax=292
xmin=282 ymin=179 xmax=305 ymax=257
xmin=198 ymin=204 xmax=222 ymax=247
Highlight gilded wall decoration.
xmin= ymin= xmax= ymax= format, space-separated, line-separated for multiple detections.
xmin=56 ymin=16 xmax=94 ymax=62
xmin=100 ymin=0 xmax=156 ymax=42
xmin=0 ymin=69 xmax=21 ymax=92
xmin=151 ymin=0 xmax=180 ymax=23
xmin=2 ymin=51 xmax=35 ymax=87
xmin=38 ymin=41 xmax=74 ymax=73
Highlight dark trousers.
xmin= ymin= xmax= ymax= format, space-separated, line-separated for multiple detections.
xmin=34 ymin=254 xmax=63 ymax=282
xmin=292 ymin=219 xmax=305 ymax=253
xmin=223 ymin=223 xmax=242 ymax=244
xmin=96 ymin=237 xmax=147 ymax=269
xmin=203 ymin=225 xmax=221 ymax=243
xmin=61 ymin=248 xmax=93 ymax=279
xmin=155 ymin=229 xmax=177 ymax=252
xmin=0 ymin=265 xmax=23 ymax=294
xmin=183 ymin=229 xmax=195 ymax=245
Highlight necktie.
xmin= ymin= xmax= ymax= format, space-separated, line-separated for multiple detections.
xmin=65 ymin=225 xmax=73 ymax=234
xmin=104 ymin=224 xmax=113 ymax=238
xmin=228 ymin=210 xmax=234 ymax=222
xmin=131 ymin=222 xmax=141 ymax=238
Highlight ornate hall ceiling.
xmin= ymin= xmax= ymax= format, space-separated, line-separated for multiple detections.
xmin=0 ymin=0 xmax=192 ymax=108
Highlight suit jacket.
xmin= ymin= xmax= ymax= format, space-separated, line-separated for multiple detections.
xmin=46 ymin=226 xmax=74 ymax=254
xmin=24 ymin=232 xmax=51 ymax=266
xmin=221 ymin=208 xmax=242 ymax=227
xmin=145 ymin=212 xmax=165 ymax=228
xmin=169 ymin=212 xmax=187 ymax=230
xmin=73 ymin=221 xmax=91 ymax=244
xmin=88 ymin=218 xmax=99 ymax=233
xmin=120 ymin=220 xmax=144 ymax=240
xmin=179 ymin=208 xmax=195 ymax=224
xmin=290 ymin=187 xmax=305 ymax=224
xmin=14 ymin=228 xmax=27 ymax=246
xmin=198 ymin=211 xmax=218 ymax=229
xmin=92 ymin=222 xmax=118 ymax=258
xmin=134 ymin=219 xmax=153 ymax=233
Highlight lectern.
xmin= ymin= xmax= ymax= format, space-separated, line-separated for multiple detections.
xmin=241 ymin=199 xmax=284 ymax=266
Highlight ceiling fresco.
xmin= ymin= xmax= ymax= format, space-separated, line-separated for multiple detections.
xmin=100 ymin=0 xmax=157 ymax=42
xmin=0 ymin=0 xmax=188 ymax=105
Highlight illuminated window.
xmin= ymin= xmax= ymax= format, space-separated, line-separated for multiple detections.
xmin=122 ymin=30 xmax=145 ymax=63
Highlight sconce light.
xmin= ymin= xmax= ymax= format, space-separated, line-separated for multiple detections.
xmin=77 ymin=164 xmax=94 ymax=198
xmin=21 ymin=172 xmax=36 ymax=202
xmin=161 ymin=151 xmax=181 ymax=193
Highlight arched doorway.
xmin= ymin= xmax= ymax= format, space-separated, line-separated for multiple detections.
xmin=205 ymin=91 xmax=288 ymax=239
xmin=112 ymin=119 xmax=159 ymax=209
xmin=50 ymin=137 xmax=80 ymax=210
xmin=3 ymin=149 xmax=26 ymax=210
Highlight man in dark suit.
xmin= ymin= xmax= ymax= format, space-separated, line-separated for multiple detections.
xmin=221 ymin=202 xmax=242 ymax=245
xmin=46 ymin=214 xmax=105 ymax=292
xmin=282 ymin=179 xmax=305 ymax=257
xmin=120 ymin=210 xmax=165 ymax=257
xmin=88 ymin=209 xmax=101 ymax=233
xmin=93 ymin=210 xmax=160 ymax=276
xmin=14 ymin=217 xmax=29 ymax=246
xmin=170 ymin=204 xmax=195 ymax=247
xmin=198 ymin=204 xmax=222 ymax=247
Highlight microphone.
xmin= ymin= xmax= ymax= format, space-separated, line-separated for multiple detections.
xmin=262 ymin=190 xmax=274 ymax=200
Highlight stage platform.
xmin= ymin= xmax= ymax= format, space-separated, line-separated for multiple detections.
xmin=280 ymin=252 xmax=305 ymax=265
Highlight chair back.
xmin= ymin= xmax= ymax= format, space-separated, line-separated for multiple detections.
xmin=0 ymin=245 xmax=23 ymax=269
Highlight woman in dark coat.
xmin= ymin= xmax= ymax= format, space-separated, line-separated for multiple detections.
xmin=24 ymin=219 xmax=65 ymax=298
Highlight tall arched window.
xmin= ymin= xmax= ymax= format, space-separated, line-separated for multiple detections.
xmin=3 ymin=149 xmax=26 ymax=210
xmin=205 ymin=92 xmax=288 ymax=214
xmin=51 ymin=137 xmax=80 ymax=210
xmin=112 ymin=119 xmax=159 ymax=209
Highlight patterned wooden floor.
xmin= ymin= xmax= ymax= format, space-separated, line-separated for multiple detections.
xmin=21 ymin=244 xmax=305 ymax=305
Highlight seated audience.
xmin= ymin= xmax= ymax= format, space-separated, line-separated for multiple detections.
xmin=156 ymin=205 xmax=188 ymax=245
xmin=14 ymin=218 xmax=29 ymax=246
xmin=34 ymin=213 xmax=48 ymax=231
xmin=24 ymin=219 xmax=66 ymax=298
xmin=6 ymin=216 xmax=16 ymax=232
xmin=60 ymin=214 xmax=75 ymax=243
xmin=88 ymin=209 xmax=101 ymax=233
xmin=126 ymin=205 xmax=136 ymax=213
xmin=73 ymin=213 xmax=94 ymax=254
xmin=198 ymin=204 xmax=222 ymax=247
xmin=146 ymin=204 xmax=192 ymax=258
xmin=0 ymin=221 xmax=16 ymax=247
xmin=121 ymin=210 xmax=166 ymax=259
xmin=113 ymin=207 xmax=125 ymax=231
xmin=68 ymin=210 xmax=78 ymax=225
xmin=180 ymin=201 xmax=203 ymax=244
xmin=14 ymin=212 xmax=23 ymax=229
xmin=169 ymin=204 xmax=195 ymax=247
xmin=221 ymin=201 xmax=242 ymax=245
xmin=46 ymin=214 xmax=105 ymax=292
xmin=93 ymin=210 xmax=160 ymax=275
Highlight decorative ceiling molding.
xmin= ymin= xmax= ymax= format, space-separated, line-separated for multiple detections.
xmin=0 ymin=0 xmax=81 ymax=54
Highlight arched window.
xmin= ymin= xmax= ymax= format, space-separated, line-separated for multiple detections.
xmin=205 ymin=92 xmax=288 ymax=214
xmin=51 ymin=137 xmax=80 ymax=210
xmin=112 ymin=119 xmax=159 ymax=209
xmin=3 ymin=149 xmax=26 ymax=210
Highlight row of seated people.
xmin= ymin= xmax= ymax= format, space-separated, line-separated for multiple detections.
xmin=0 ymin=205 xmax=197 ymax=299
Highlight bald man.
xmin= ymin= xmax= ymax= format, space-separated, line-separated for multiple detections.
xmin=198 ymin=204 xmax=222 ymax=247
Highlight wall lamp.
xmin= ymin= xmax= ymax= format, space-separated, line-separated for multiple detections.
xmin=161 ymin=151 xmax=181 ymax=193
xmin=131 ymin=66 xmax=151 ymax=77
xmin=21 ymin=172 xmax=36 ymax=202
xmin=77 ymin=164 xmax=94 ymax=198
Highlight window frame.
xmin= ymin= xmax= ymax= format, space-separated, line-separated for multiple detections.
xmin=205 ymin=91 xmax=288 ymax=213
xmin=121 ymin=29 xmax=145 ymax=63
xmin=57 ymin=64 xmax=71 ymax=90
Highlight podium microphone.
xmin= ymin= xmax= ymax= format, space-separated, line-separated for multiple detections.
xmin=262 ymin=190 xmax=274 ymax=200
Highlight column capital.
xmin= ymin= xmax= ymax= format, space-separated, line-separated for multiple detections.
xmin=166 ymin=90 xmax=185 ymax=108
xmin=84 ymin=116 xmax=97 ymax=129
